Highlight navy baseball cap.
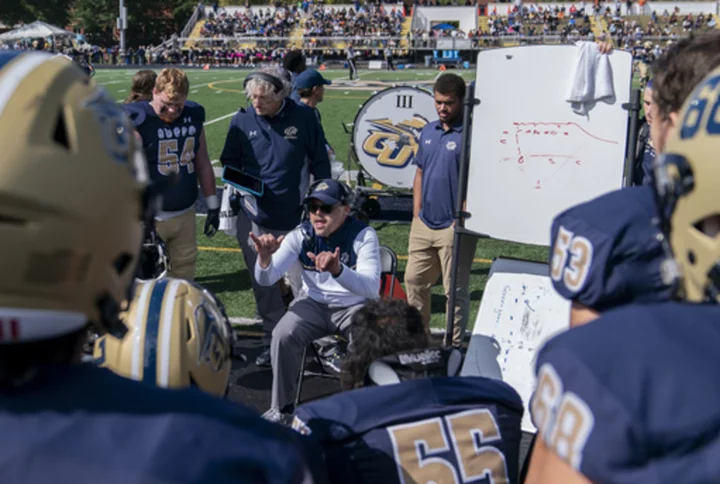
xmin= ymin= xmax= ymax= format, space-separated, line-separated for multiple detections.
xmin=304 ymin=180 xmax=348 ymax=205
xmin=549 ymin=185 xmax=674 ymax=311
xmin=295 ymin=69 xmax=331 ymax=89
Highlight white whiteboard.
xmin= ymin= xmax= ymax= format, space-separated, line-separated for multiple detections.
xmin=461 ymin=272 xmax=570 ymax=432
xmin=466 ymin=45 xmax=633 ymax=246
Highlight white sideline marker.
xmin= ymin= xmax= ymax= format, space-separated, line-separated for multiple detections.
xmin=204 ymin=112 xmax=236 ymax=126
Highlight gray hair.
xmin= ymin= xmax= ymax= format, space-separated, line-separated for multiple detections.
xmin=244 ymin=64 xmax=292 ymax=102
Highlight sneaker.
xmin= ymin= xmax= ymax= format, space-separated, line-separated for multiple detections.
xmin=261 ymin=408 xmax=293 ymax=426
xmin=255 ymin=346 xmax=271 ymax=367
xmin=319 ymin=352 xmax=343 ymax=374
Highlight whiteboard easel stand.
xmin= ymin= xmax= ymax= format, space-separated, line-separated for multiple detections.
xmin=622 ymin=88 xmax=642 ymax=187
xmin=444 ymin=86 xmax=642 ymax=344
xmin=445 ymin=82 xmax=489 ymax=346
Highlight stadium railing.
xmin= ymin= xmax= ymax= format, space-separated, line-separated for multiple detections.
xmin=175 ymin=34 xmax=690 ymax=51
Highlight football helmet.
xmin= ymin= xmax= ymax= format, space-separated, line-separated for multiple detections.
xmin=0 ymin=51 xmax=150 ymax=343
xmin=94 ymin=278 xmax=235 ymax=397
xmin=654 ymin=65 xmax=720 ymax=302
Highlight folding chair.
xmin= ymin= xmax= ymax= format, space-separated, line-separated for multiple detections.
xmin=294 ymin=245 xmax=405 ymax=408
xmin=379 ymin=245 xmax=406 ymax=300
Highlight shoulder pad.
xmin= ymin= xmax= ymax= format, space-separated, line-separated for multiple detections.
xmin=367 ymin=346 xmax=463 ymax=386
xmin=549 ymin=186 xmax=672 ymax=310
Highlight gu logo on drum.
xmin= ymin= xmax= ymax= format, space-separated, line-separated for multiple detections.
xmin=361 ymin=115 xmax=429 ymax=169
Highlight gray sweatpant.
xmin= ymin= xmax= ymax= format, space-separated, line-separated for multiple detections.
xmin=270 ymin=295 xmax=363 ymax=411
xmin=236 ymin=208 xmax=303 ymax=344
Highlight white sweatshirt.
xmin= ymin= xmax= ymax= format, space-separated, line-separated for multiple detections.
xmin=255 ymin=225 xmax=381 ymax=308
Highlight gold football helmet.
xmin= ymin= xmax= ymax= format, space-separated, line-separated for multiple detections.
xmin=94 ymin=278 xmax=235 ymax=397
xmin=655 ymin=65 xmax=720 ymax=302
xmin=0 ymin=51 xmax=149 ymax=341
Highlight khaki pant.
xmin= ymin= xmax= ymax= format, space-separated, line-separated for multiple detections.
xmin=404 ymin=217 xmax=477 ymax=347
xmin=155 ymin=208 xmax=197 ymax=281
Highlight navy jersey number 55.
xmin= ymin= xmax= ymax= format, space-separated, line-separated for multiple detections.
xmin=124 ymin=100 xmax=205 ymax=212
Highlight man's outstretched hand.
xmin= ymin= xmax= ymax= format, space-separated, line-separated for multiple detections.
xmin=250 ymin=233 xmax=285 ymax=269
xmin=307 ymin=247 xmax=342 ymax=277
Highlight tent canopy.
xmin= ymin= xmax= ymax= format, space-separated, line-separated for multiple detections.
xmin=432 ymin=23 xmax=457 ymax=30
xmin=0 ymin=21 xmax=74 ymax=41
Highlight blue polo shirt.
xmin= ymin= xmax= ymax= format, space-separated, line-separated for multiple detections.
xmin=414 ymin=120 xmax=463 ymax=229
xmin=220 ymin=100 xmax=331 ymax=231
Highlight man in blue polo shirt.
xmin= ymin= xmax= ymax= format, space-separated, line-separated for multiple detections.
xmin=220 ymin=65 xmax=331 ymax=367
xmin=404 ymin=73 xmax=477 ymax=348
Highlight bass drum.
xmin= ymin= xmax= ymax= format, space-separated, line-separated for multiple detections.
xmin=352 ymin=86 xmax=435 ymax=189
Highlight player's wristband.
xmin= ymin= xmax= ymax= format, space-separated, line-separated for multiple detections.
xmin=206 ymin=194 xmax=220 ymax=210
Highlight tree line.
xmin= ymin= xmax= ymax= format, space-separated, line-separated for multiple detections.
xmin=0 ymin=0 xmax=198 ymax=47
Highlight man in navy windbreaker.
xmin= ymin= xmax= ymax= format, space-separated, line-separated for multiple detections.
xmin=220 ymin=65 xmax=331 ymax=367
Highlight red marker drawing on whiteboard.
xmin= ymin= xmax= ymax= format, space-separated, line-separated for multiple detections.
xmin=495 ymin=121 xmax=619 ymax=189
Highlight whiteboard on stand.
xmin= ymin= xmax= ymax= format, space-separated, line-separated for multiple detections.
xmin=460 ymin=271 xmax=570 ymax=433
xmin=465 ymin=45 xmax=633 ymax=246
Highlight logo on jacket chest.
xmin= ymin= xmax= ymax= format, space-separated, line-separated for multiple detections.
xmin=284 ymin=126 xmax=298 ymax=139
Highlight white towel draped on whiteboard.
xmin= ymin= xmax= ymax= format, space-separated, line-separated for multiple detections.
xmin=566 ymin=41 xmax=615 ymax=115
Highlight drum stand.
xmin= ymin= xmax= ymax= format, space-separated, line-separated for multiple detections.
xmin=341 ymin=120 xmax=412 ymax=222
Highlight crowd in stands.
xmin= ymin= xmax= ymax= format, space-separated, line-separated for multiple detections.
xmin=302 ymin=3 xmax=404 ymax=42
xmin=3 ymin=0 xmax=716 ymax=67
xmin=200 ymin=6 xmax=300 ymax=38
xmin=410 ymin=2 xmax=716 ymax=53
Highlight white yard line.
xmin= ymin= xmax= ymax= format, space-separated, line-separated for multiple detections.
xmin=98 ymin=80 xmax=125 ymax=86
xmin=204 ymin=111 xmax=236 ymax=126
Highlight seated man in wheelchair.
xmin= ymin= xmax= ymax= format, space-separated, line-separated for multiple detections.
xmin=292 ymin=299 xmax=524 ymax=484
xmin=250 ymin=179 xmax=382 ymax=424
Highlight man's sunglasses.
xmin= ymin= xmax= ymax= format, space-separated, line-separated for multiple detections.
xmin=306 ymin=202 xmax=338 ymax=215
